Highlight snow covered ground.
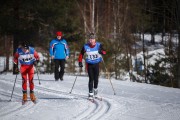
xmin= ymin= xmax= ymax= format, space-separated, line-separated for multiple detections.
xmin=0 ymin=73 xmax=180 ymax=120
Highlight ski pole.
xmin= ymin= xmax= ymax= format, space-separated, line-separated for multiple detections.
xmin=69 ymin=69 xmax=82 ymax=94
xmin=9 ymin=74 xmax=18 ymax=101
xmin=35 ymin=65 xmax=41 ymax=85
xmin=101 ymin=56 xmax=116 ymax=95
xmin=69 ymin=68 xmax=81 ymax=94
xmin=69 ymin=75 xmax=78 ymax=94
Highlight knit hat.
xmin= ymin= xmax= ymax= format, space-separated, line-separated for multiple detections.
xmin=22 ymin=43 xmax=29 ymax=49
xmin=89 ymin=33 xmax=96 ymax=39
xmin=56 ymin=31 xmax=62 ymax=36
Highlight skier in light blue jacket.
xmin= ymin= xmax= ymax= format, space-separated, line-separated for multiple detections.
xmin=49 ymin=31 xmax=70 ymax=81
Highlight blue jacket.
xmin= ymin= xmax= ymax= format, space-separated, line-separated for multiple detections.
xmin=83 ymin=42 xmax=102 ymax=64
xmin=49 ymin=38 xmax=70 ymax=59
xmin=14 ymin=46 xmax=39 ymax=65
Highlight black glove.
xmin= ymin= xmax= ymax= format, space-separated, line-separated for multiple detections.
xmin=79 ymin=62 xmax=83 ymax=67
xmin=34 ymin=60 xmax=39 ymax=66
xmin=14 ymin=64 xmax=19 ymax=74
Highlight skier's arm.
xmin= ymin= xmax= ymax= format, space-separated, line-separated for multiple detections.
xmin=13 ymin=52 xmax=19 ymax=65
xmin=99 ymin=44 xmax=106 ymax=55
xmin=49 ymin=41 xmax=54 ymax=58
xmin=78 ymin=46 xmax=85 ymax=67
xmin=33 ymin=50 xmax=40 ymax=66
xmin=34 ymin=50 xmax=40 ymax=61
xmin=78 ymin=46 xmax=85 ymax=62
xmin=13 ymin=51 xmax=19 ymax=73
xmin=65 ymin=41 xmax=70 ymax=57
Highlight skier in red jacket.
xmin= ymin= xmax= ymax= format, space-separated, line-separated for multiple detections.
xmin=13 ymin=43 xmax=39 ymax=104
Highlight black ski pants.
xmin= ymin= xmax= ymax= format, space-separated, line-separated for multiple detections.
xmin=87 ymin=63 xmax=99 ymax=93
xmin=54 ymin=59 xmax=65 ymax=80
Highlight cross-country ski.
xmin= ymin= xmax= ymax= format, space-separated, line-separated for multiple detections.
xmin=94 ymin=96 xmax=102 ymax=101
xmin=22 ymin=99 xmax=37 ymax=105
xmin=87 ymin=98 xmax=95 ymax=103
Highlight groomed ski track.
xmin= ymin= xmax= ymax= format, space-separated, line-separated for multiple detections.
xmin=0 ymin=74 xmax=180 ymax=120
xmin=0 ymin=75 xmax=113 ymax=120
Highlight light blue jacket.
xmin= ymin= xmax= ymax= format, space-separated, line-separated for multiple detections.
xmin=49 ymin=38 xmax=70 ymax=59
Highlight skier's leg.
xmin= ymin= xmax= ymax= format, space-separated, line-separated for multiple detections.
xmin=54 ymin=59 xmax=60 ymax=80
xmin=28 ymin=65 xmax=34 ymax=91
xmin=94 ymin=63 xmax=99 ymax=89
xmin=28 ymin=66 xmax=36 ymax=101
xmin=21 ymin=66 xmax=28 ymax=101
xmin=94 ymin=63 xmax=99 ymax=97
xmin=22 ymin=77 xmax=27 ymax=93
xmin=88 ymin=64 xmax=94 ymax=94
xmin=59 ymin=59 xmax=65 ymax=80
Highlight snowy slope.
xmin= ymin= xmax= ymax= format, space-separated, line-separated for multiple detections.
xmin=0 ymin=74 xmax=180 ymax=120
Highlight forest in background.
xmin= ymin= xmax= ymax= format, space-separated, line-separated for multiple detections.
xmin=0 ymin=0 xmax=180 ymax=88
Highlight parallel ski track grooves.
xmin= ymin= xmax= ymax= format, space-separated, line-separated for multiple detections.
xmin=30 ymin=79 xmax=112 ymax=120
xmin=0 ymin=78 xmax=111 ymax=120
xmin=73 ymin=100 xmax=98 ymax=120
xmin=0 ymin=80 xmax=37 ymax=117
xmin=0 ymin=89 xmax=21 ymax=100
xmin=74 ymin=99 xmax=111 ymax=120
xmin=0 ymin=79 xmax=24 ymax=100
xmin=88 ymin=99 xmax=111 ymax=120
xmin=0 ymin=102 xmax=36 ymax=117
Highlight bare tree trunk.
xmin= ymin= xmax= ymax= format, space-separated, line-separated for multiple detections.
xmin=135 ymin=35 xmax=138 ymax=73
xmin=151 ymin=28 xmax=155 ymax=44
xmin=96 ymin=1 xmax=99 ymax=33
xmin=5 ymin=35 xmax=10 ymax=72
xmin=161 ymin=7 xmax=166 ymax=44
xmin=13 ymin=0 xmax=20 ymax=74
xmin=105 ymin=0 xmax=111 ymax=37
xmin=91 ymin=0 xmax=95 ymax=33
xmin=83 ymin=2 xmax=88 ymax=42
xmin=175 ymin=0 xmax=180 ymax=88
xmin=75 ymin=0 xmax=89 ymax=42
xmin=125 ymin=41 xmax=130 ymax=71
xmin=142 ymin=31 xmax=147 ymax=83
xmin=178 ymin=31 xmax=180 ymax=88
xmin=113 ymin=0 xmax=117 ymax=39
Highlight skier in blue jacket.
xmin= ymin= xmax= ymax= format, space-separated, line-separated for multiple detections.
xmin=49 ymin=31 xmax=70 ymax=81
xmin=78 ymin=33 xmax=106 ymax=100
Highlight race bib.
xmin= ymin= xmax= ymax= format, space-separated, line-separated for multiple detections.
xmin=19 ymin=54 xmax=34 ymax=62
xmin=86 ymin=51 xmax=100 ymax=60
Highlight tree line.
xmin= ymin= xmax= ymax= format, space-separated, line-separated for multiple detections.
xmin=0 ymin=0 xmax=179 ymax=88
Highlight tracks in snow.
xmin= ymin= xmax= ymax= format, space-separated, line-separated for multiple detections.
xmin=0 ymin=81 xmax=38 ymax=118
xmin=0 ymin=77 xmax=113 ymax=120
xmin=74 ymin=98 xmax=111 ymax=120
xmin=0 ymin=101 xmax=37 ymax=118
xmin=33 ymin=80 xmax=112 ymax=120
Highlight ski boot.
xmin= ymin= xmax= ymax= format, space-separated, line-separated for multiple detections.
xmin=94 ymin=88 xmax=98 ymax=98
xmin=30 ymin=91 xmax=37 ymax=104
xmin=88 ymin=92 xmax=94 ymax=102
xmin=94 ymin=88 xmax=102 ymax=101
xmin=22 ymin=92 xmax=27 ymax=105
xmin=59 ymin=74 xmax=63 ymax=81
xmin=60 ymin=77 xmax=63 ymax=81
